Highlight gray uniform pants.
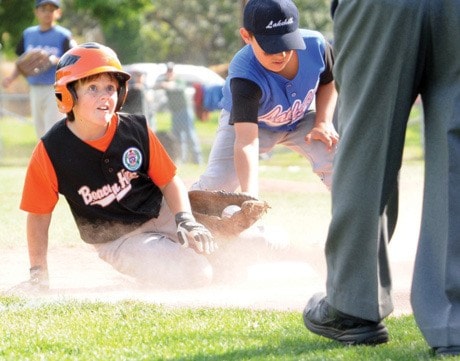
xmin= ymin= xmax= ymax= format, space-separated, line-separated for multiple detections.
xmin=93 ymin=200 xmax=212 ymax=289
xmin=29 ymin=85 xmax=65 ymax=138
xmin=327 ymin=0 xmax=460 ymax=347
xmin=192 ymin=109 xmax=334 ymax=191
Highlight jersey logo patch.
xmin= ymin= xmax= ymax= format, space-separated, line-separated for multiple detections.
xmin=122 ymin=147 xmax=142 ymax=171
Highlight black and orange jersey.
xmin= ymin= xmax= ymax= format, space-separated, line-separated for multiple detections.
xmin=20 ymin=113 xmax=176 ymax=243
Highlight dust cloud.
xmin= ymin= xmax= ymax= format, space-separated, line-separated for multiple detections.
xmin=1 ymin=223 xmax=325 ymax=312
xmin=1 ymin=166 xmax=419 ymax=315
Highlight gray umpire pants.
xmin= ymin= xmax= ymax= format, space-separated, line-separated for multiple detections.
xmin=327 ymin=0 xmax=460 ymax=347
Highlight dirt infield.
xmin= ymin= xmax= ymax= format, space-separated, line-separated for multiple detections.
xmin=0 ymin=164 xmax=422 ymax=316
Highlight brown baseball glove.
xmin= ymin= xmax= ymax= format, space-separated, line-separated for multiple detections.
xmin=16 ymin=49 xmax=54 ymax=77
xmin=189 ymin=190 xmax=270 ymax=238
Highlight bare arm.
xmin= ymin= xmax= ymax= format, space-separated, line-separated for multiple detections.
xmin=160 ymin=174 xmax=193 ymax=215
xmin=234 ymin=122 xmax=260 ymax=197
xmin=160 ymin=175 xmax=216 ymax=254
xmin=27 ymin=212 xmax=52 ymax=271
xmin=305 ymin=81 xmax=339 ymax=150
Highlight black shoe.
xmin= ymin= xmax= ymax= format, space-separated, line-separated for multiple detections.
xmin=433 ymin=346 xmax=460 ymax=357
xmin=303 ymin=292 xmax=389 ymax=345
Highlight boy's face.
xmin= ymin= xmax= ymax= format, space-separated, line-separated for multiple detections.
xmin=73 ymin=73 xmax=119 ymax=127
xmin=35 ymin=4 xmax=61 ymax=27
xmin=240 ymin=28 xmax=294 ymax=74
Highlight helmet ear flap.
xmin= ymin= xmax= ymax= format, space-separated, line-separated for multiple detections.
xmin=55 ymin=83 xmax=75 ymax=113
xmin=117 ymin=82 xmax=128 ymax=111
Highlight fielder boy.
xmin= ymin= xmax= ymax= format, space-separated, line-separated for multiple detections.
xmin=192 ymin=0 xmax=338 ymax=197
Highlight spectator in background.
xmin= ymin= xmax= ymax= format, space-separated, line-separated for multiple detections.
xmin=1 ymin=0 xmax=76 ymax=138
xmin=158 ymin=62 xmax=203 ymax=165
xmin=122 ymin=70 xmax=150 ymax=121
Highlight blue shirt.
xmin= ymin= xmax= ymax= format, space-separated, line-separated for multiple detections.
xmin=18 ymin=25 xmax=73 ymax=85
xmin=221 ymin=29 xmax=331 ymax=132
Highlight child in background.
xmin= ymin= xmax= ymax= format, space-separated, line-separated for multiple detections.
xmin=2 ymin=0 xmax=76 ymax=138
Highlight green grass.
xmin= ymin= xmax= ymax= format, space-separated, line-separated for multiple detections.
xmin=0 ymin=118 xmax=37 ymax=167
xmin=0 ymin=297 xmax=433 ymax=361
xmin=0 ymin=111 xmax=432 ymax=360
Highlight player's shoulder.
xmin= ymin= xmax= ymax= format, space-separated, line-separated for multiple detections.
xmin=228 ymin=45 xmax=260 ymax=76
xmin=53 ymin=25 xmax=72 ymax=37
xmin=118 ymin=113 xmax=149 ymax=132
xmin=298 ymin=29 xmax=329 ymax=51
xmin=299 ymin=28 xmax=325 ymax=40
xmin=118 ymin=112 xmax=147 ymax=123
xmin=231 ymin=45 xmax=254 ymax=63
xmin=300 ymin=29 xmax=328 ymax=43
xmin=23 ymin=25 xmax=40 ymax=35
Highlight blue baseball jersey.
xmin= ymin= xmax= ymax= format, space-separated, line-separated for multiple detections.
xmin=18 ymin=25 xmax=73 ymax=85
xmin=221 ymin=29 xmax=330 ymax=132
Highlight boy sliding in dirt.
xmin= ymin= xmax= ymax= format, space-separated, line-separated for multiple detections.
xmin=19 ymin=42 xmax=217 ymax=291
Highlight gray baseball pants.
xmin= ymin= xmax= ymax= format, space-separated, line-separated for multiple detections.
xmin=192 ymin=109 xmax=334 ymax=191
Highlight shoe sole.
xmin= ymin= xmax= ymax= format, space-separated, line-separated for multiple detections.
xmin=434 ymin=346 xmax=460 ymax=356
xmin=304 ymin=319 xmax=389 ymax=346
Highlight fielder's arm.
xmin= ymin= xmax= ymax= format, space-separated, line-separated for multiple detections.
xmin=305 ymin=81 xmax=339 ymax=150
xmin=233 ymin=122 xmax=259 ymax=197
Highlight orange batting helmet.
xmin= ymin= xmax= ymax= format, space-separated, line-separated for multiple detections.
xmin=54 ymin=42 xmax=131 ymax=113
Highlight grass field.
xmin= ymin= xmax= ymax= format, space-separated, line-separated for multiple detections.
xmin=0 ymin=108 xmax=436 ymax=360
xmin=0 ymin=299 xmax=431 ymax=361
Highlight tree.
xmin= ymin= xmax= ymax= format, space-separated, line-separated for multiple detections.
xmin=67 ymin=0 xmax=332 ymax=65
xmin=142 ymin=0 xmax=241 ymax=65
xmin=70 ymin=0 xmax=154 ymax=63
xmin=0 ymin=0 xmax=333 ymax=65
xmin=0 ymin=0 xmax=35 ymax=57
xmin=297 ymin=0 xmax=334 ymax=40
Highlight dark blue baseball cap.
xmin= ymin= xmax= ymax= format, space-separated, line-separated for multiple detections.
xmin=35 ymin=0 xmax=61 ymax=8
xmin=243 ymin=0 xmax=306 ymax=54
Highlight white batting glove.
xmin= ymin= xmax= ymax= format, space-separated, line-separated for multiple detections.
xmin=175 ymin=212 xmax=217 ymax=255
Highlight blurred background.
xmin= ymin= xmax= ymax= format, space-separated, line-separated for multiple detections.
xmin=0 ymin=0 xmax=333 ymax=133
xmin=0 ymin=0 xmax=333 ymax=64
